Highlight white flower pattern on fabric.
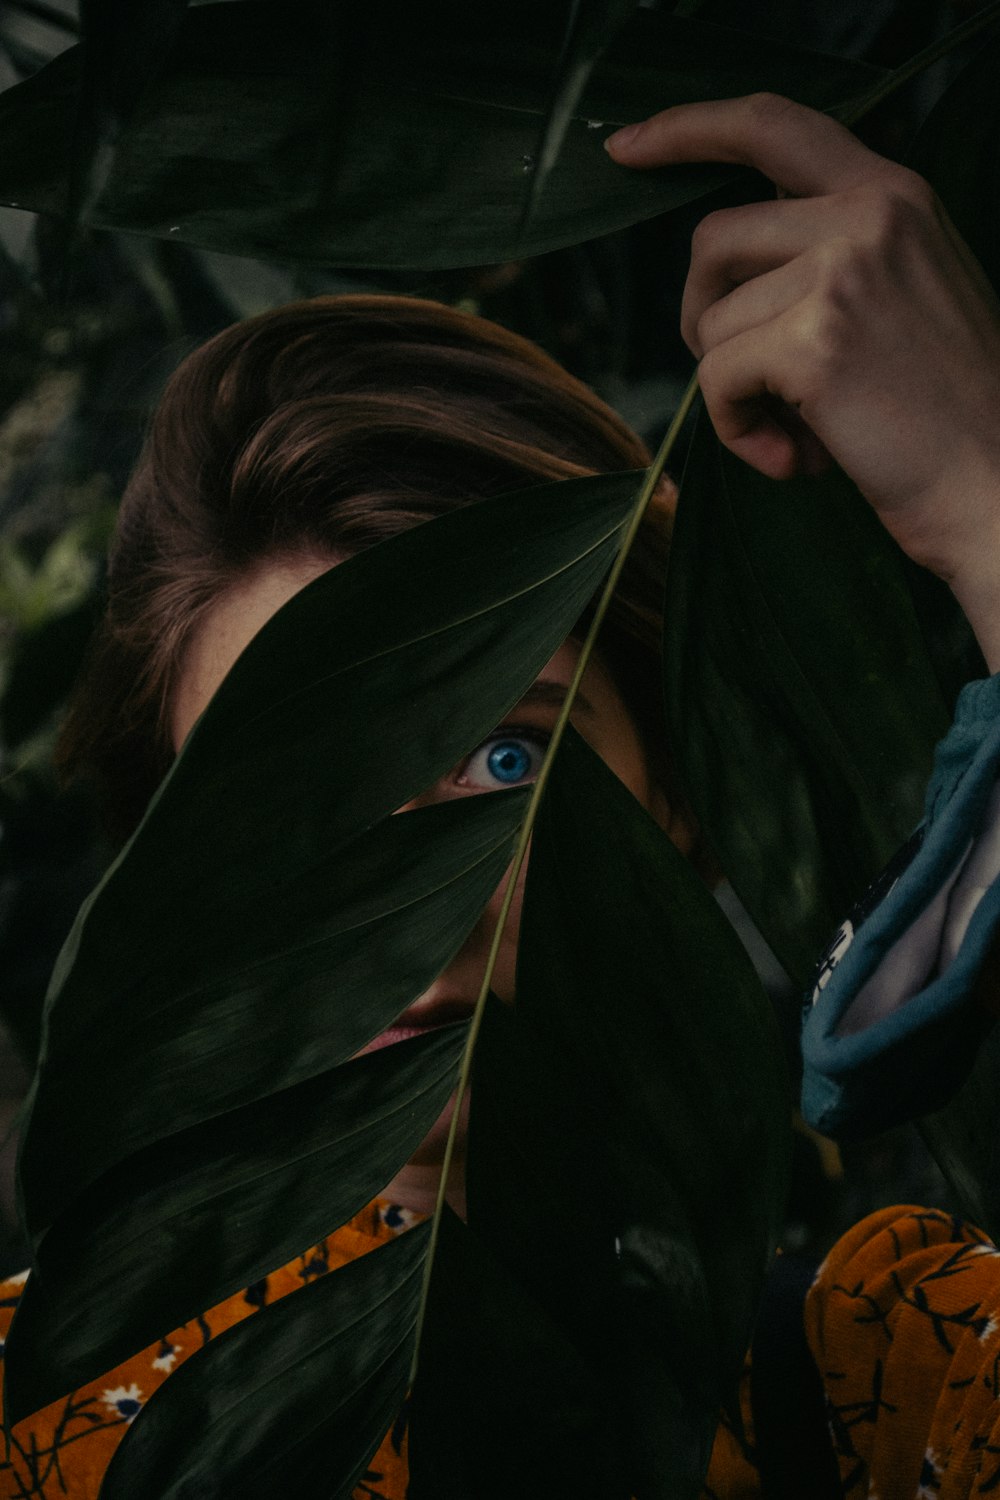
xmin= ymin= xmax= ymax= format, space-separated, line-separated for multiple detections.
xmin=916 ymin=1446 xmax=943 ymax=1498
xmin=811 ymin=919 xmax=855 ymax=1005
xmin=378 ymin=1202 xmax=422 ymax=1235
xmin=152 ymin=1336 xmax=178 ymax=1372
xmin=101 ymin=1383 xmax=144 ymax=1422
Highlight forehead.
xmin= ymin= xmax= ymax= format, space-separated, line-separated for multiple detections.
xmin=166 ymin=553 xmax=658 ymax=813
xmin=169 ymin=555 xmax=616 ymax=750
xmin=170 ymin=555 xmax=334 ymax=750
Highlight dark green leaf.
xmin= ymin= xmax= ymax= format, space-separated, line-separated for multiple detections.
xmin=0 ymin=1 xmax=880 ymax=269
xmin=663 ymin=413 xmax=964 ymax=985
xmin=19 ymin=792 xmax=524 ymax=1247
xmin=920 ymin=1021 xmax=1000 ymax=1239
xmin=456 ymin=730 xmax=789 ymax=1498
xmin=906 ymin=32 xmax=1000 ymax=294
xmin=100 ymin=1222 xmax=428 ymax=1500
xmin=71 ymin=0 xmax=190 ymax=229
xmin=518 ymin=0 xmax=635 ymax=243
xmin=6 ymin=1027 xmax=461 ymax=1423
xmin=409 ymin=1209 xmax=622 ymax=1500
xmin=18 ymin=469 xmax=637 ymax=1244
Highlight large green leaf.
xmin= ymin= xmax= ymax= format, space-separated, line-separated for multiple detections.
xmin=6 ymin=1027 xmax=462 ymax=1423
xmin=409 ymin=1209 xmax=621 ymax=1499
xmin=19 ymin=792 xmax=525 ymax=1244
xmin=100 ymin=1223 xmax=429 ymax=1500
xmin=663 ymin=413 xmax=965 ymax=986
xmin=17 ymin=469 xmax=637 ymax=1244
xmin=518 ymin=0 xmax=635 ymax=241
xmin=70 ymin=0 xmax=191 ymax=228
xmin=423 ymin=729 xmax=790 ymax=1499
xmin=0 ymin=1 xmax=879 ymax=269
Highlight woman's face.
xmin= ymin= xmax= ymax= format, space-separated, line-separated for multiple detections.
xmin=170 ymin=555 xmax=692 ymax=1214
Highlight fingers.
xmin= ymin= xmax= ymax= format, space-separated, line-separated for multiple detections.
xmin=686 ymin=255 xmax=811 ymax=360
xmin=605 ymin=93 xmax=894 ymax=197
xmin=681 ymin=197 xmax=852 ymax=354
xmin=696 ymin=312 xmax=834 ymax=480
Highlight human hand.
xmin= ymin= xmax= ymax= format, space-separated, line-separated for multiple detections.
xmin=606 ymin=94 xmax=1000 ymax=670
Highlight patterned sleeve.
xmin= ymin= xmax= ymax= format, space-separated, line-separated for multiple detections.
xmin=804 ymin=1204 xmax=1000 ymax=1498
xmin=801 ymin=674 xmax=1000 ymax=1139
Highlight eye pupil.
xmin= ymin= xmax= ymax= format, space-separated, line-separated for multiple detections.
xmin=487 ymin=740 xmax=532 ymax=783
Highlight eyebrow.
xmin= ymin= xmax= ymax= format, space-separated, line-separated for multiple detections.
xmin=512 ymin=677 xmax=596 ymax=718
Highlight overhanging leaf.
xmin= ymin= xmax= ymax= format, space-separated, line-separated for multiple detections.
xmin=17 ymin=469 xmax=637 ymax=1245
xmin=833 ymin=0 xmax=1000 ymax=131
xmin=18 ymin=791 xmax=525 ymax=1248
xmin=518 ymin=0 xmax=635 ymax=243
xmin=99 ymin=1223 xmax=429 ymax=1500
xmin=0 ymin=1 xmax=880 ymax=269
xmin=663 ymin=413 xmax=966 ymax=986
xmin=70 ymin=0 xmax=191 ymax=230
xmin=6 ymin=1027 xmax=462 ymax=1423
xmin=440 ymin=730 xmax=789 ymax=1498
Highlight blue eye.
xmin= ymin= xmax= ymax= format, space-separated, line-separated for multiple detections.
xmin=459 ymin=733 xmax=546 ymax=790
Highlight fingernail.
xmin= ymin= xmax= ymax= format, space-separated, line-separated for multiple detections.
xmin=604 ymin=123 xmax=641 ymax=154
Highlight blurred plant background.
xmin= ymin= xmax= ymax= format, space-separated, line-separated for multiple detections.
xmin=0 ymin=0 xmax=988 ymax=1263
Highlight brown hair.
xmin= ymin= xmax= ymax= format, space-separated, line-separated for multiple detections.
xmin=58 ymin=293 xmax=679 ymax=844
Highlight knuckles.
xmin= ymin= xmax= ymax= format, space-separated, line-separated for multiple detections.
xmin=689 ymin=208 xmax=729 ymax=262
xmin=787 ymin=299 xmax=849 ymax=388
xmin=847 ymin=174 xmax=937 ymax=252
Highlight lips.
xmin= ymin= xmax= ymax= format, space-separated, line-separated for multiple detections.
xmin=357 ymin=995 xmax=475 ymax=1056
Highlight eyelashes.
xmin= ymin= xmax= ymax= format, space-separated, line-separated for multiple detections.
xmin=455 ymin=728 xmax=549 ymax=791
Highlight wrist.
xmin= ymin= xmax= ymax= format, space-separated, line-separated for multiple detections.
xmin=906 ymin=463 xmax=1000 ymax=674
xmin=948 ymin=565 xmax=1000 ymax=676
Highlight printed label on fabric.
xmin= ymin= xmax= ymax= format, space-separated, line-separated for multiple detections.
xmin=808 ymin=827 xmax=926 ymax=1007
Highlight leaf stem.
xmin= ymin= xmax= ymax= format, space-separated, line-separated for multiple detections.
xmin=409 ymin=367 xmax=701 ymax=1382
xmin=837 ymin=0 xmax=1000 ymax=128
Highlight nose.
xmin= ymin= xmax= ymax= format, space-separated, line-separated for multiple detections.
xmin=414 ymin=903 xmax=495 ymax=1011
xmin=416 ymin=862 xmax=521 ymax=1013
xmin=396 ymin=793 xmax=428 ymax=814
xmin=393 ymin=790 xmax=524 ymax=1006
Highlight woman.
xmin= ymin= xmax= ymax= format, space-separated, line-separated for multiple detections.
xmin=3 ymin=93 xmax=1000 ymax=1497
